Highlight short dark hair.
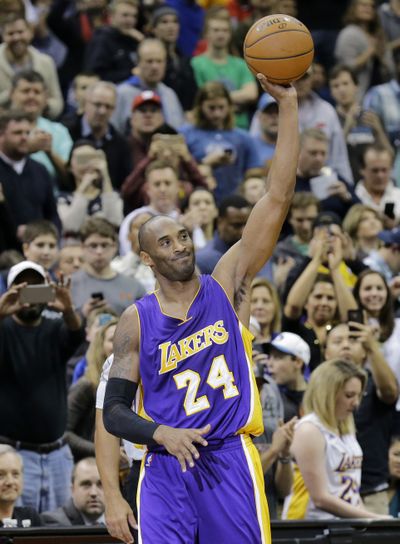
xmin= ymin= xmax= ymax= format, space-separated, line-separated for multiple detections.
xmin=80 ymin=217 xmax=118 ymax=243
xmin=360 ymin=144 xmax=393 ymax=168
xmin=22 ymin=220 xmax=59 ymax=244
xmin=0 ymin=110 xmax=32 ymax=133
xmin=144 ymin=159 xmax=177 ymax=181
xmin=329 ymin=64 xmax=358 ymax=86
xmin=11 ymin=70 xmax=46 ymax=91
xmin=218 ymin=195 xmax=250 ymax=218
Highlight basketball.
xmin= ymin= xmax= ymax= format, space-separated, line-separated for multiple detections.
xmin=243 ymin=14 xmax=314 ymax=85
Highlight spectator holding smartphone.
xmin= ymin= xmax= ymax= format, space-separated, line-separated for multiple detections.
xmin=58 ymin=141 xmax=123 ymax=234
xmin=0 ymin=260 xmax=84 ymax=512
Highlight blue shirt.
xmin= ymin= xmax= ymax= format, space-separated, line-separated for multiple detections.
xmin=180 ymin=125 xmax=262 ymax=203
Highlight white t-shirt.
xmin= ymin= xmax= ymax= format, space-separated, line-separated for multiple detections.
xmin=96 ymin=355 xmax=145 ymax=462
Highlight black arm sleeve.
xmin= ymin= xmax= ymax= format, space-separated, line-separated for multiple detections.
xmin=103 ymin=377 xmax=159 ymax=446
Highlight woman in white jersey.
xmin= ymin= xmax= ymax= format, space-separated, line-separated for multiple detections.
xmin=283 ymin=359 xmax=389 ymax=520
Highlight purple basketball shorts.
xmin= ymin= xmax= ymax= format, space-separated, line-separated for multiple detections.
xmin=137 ymin=434 xmax=271 ymax=543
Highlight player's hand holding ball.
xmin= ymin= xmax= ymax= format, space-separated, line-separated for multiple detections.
xmin=243 ymin=13 xmax=314 ymax=85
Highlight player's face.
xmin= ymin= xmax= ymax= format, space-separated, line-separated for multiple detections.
xmin=389 ymin=440 xmax=400 ymax=480
xmin=0 ymin=453 xmax=23 ymax=504
xmin=289 ymin=205 xmax=319 ymax=242
xmin=356 ymin=210 xmax=383 ymax=240
xmin=329 ymin=71 xmax=358 ymax=108
xmin=298 ymin=137 xmax=328 ymax=177
xmin=23 ymin=234 xmax=59 ymax=271
xmin=325 ymin=324 xmax=366 ymax=366
xmin=305 ymin=281 xmax=337 ymax=326
xmin=250 ymin=285 xmax=275 ymax=328
xmin=72 ymin=463 xmax=104 ymax=518
xmin=335 ymin=377 xmax=362 ymax=422
xmin=358 ymin=272 xmax=387 ymax=316
xmin=143 ymin=219 xmax=196 ymax=282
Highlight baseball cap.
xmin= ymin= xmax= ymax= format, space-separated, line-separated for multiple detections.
xmin=151 ymin=6 xmax=179 ymax=26
xmin=312 ymin=211 xmax=342 ymax=230
xmin=7 ymin=260 xmax=47 ymax=288
xmin=257 ymin=93 xmax=277 ymax=112
xmin=378 ymin=226 xmax=400 ymax=246
xmin=131 ymin=91 xmax=162 ymax=111
xmin=266 ymin=332 xmax=311 ymax=366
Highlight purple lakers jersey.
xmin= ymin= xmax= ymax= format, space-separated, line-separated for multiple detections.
xmin=135 ymin=275 xmax=263 ymax=441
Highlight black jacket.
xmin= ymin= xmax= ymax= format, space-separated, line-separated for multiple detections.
xmin=84 ymin=26 xmax=139 ymax=84
xmin=41 ymin=499 xmax=86 ymax=526
xmin=66 ymin=116 xmax=133 ymax=190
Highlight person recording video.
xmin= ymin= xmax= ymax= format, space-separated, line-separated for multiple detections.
xmin=58 ymin=141 xmax=123 ymax=235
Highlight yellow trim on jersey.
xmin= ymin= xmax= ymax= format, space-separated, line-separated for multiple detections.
xmin=284 ymin=464 xmax=309 ymax=520
xmin=237 ymin=323 xmax=264 ymax=437
xmin=153 ymin=279 xmax=201 ymax=322
xmin=240 ymin=435 xmax=271 ymax=544
xmin=136 ymin=455 xmax=147 ymax=544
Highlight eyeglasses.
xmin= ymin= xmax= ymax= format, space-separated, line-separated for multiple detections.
xmin=89 ymin=102 xmax=115 ymax=111
xmin=84 ymin=242 xmax=115 ymax=251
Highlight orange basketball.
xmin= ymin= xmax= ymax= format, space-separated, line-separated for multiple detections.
xmin=243 ymin=14 xmax=314 ymax=85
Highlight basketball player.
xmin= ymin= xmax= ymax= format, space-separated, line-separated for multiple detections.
xmin=102 ymin=74 xmax=299 ymax=544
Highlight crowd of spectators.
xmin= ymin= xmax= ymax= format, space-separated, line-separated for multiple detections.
xmin=2 ymin=0 xmax=400 ymax=532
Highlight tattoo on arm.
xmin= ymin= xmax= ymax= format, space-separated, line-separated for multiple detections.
xmin=109 ymin=308 xmax=138 ymax=380
xmin=234 ymin=279 xmax=247 ymax=312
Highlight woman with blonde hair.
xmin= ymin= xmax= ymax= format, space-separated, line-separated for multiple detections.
xmin=342 ymin=204 xmax=383 ymax=259
xmin=284 ymin=359 xmax=388 ymax=520
xmin=250 ymin=277 xmax=281 ymax=344
xmin=180 ymin=81 xmax=262 ymax=203
xmin=66 ymin=318 xmax=118 ymax=461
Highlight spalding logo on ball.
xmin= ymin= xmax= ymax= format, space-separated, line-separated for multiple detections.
xmin=243 ymin=14 xmax=314 ymax=85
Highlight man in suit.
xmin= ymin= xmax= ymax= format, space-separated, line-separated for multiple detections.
xmin=41 ymin=457 xmax=105 ymax=526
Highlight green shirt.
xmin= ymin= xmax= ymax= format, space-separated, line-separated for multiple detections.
xmin=191 ymin=54 xmax=255 ymax=129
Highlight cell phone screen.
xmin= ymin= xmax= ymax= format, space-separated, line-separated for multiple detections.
xmin=19 ymin=285 xmax=55 ymax=304
xmin=384 ymin=202 xmax=395 ymax=220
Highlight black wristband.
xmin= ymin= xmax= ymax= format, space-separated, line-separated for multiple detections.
xmin=103 ymin=377 xmax=159 ymax=446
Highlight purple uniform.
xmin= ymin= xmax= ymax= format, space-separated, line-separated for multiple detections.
xmin=135 ymin=275 xmax=270 ymax=543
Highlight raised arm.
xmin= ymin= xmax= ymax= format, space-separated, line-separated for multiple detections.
xmin=213 ymin=77 xmax=299 ymax=306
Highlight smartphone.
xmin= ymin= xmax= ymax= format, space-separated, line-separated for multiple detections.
xmin=75 ymin=149 xmax=105 ymax=167
xmin=91 ymin=292 xmax=104 ymax=301
xmin=348 ymin=309 xmax=364 ymax=332
xmin=19 ymin=285 xmax=56 ymax=304
xmin=384 ymin=202 xmax=395 ymax=220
